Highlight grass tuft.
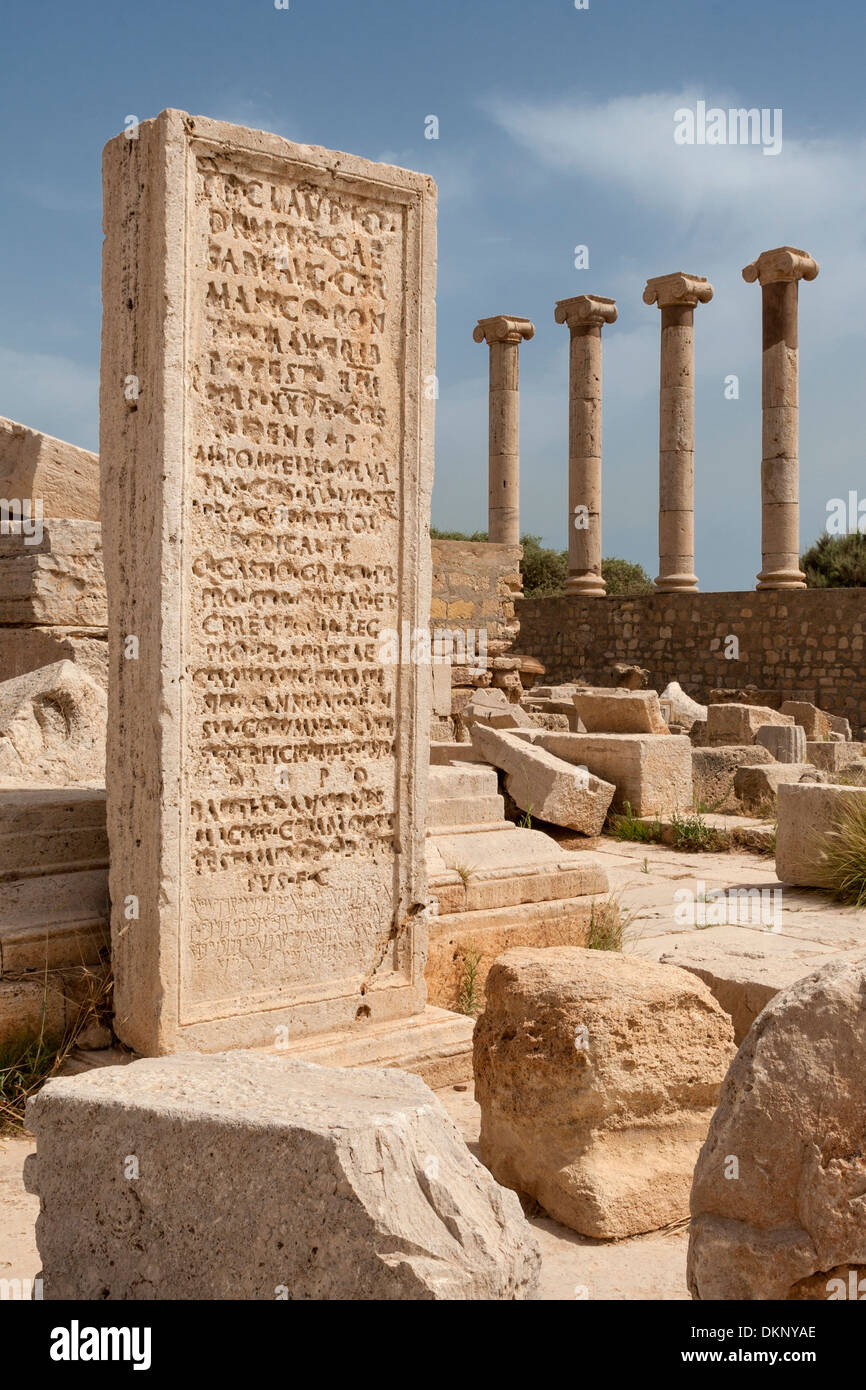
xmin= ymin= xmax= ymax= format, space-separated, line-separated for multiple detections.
xmin=816 ymin=799 xmax=866 ymax=907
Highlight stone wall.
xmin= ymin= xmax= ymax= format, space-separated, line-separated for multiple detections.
xmin=430 ymin=539 xmax=521 ymax=656
xmin=516 ymin=589 xmax=866 ymax=730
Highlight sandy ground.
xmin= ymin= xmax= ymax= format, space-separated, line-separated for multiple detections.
xmin=3 ymin=836 xmax=862 ymax=1301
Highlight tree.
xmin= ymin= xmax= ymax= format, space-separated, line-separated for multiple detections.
xmin=601 ymin=557 xmax=654 ymax=595
xmin=801 ymin=532 xmax=866 ymax=588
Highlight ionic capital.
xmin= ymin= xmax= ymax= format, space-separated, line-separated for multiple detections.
xmin=554 ymin=294 xmax=618 ymax=332
xmin=643 ymin=272 xmax=714 ymax=309
xmin=742 ymin=246 xmax=819 ymax=286
xmin=473 ymin=315 xmax=535 ymax=346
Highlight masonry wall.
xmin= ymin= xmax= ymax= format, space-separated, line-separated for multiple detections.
xmin=430 ymin=540 xmax=522 ymax=655
xmin=516 ymin=589 xmax=866 ymax=731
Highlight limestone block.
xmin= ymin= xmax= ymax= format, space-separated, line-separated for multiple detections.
xmin=0 ymin=660 xmax=106 ymax=786
xmin=431 ymin=660 xmax=452 ymax=717
xmin=692 ymin=745 xmax=774 ymax=813
xmin=659 ymin=681 xmax=707 ymax=733
xmin=101 ymin=111 xmax=436 ymax=1053
xmin=462 ymin=689 xmax=533 ymax=734
xmin=689 ymin=957 xmax=866 ymax=1300
xmin=755 ymin=723 xmax=806 ymax=763
xmin=826 ymin=712 xmax=852 ymax=741
xmin=573 ymin=688 xmax=669 ymax=735
xmin=25 ymin=1052 xmax=541 ymax=1300
xmin=0 ymin=787 xmax=107 ymax=877
xmin=776 ymin=783 xmax=866 ymax=887
xmin=657 ymin=929 xmax=839 ymax=1043
xmin=706 ymin=703 xmax=793 ymax=746
xmin=0 ymin=520 xmax=106 ymax=626
xmin=470 ymin=724 xmax=614 ymax=834
xmin=520 ymin=731 xmax=692 ymax=816
xmin=733 ymin=761 xmax=813 ymax=809
xmin=0 ymin=627 xmax=108 ymax=686
xmin=474 ymin=948 xmax=735 ymax=1238
xmin=0 ymin=415 xmax=99 ymax=521
xmin=780 ymin=700 xmax=831 ymax=741
xmin=610 ymin=663 xmax=649 ymax=689
xmin=805 ymin=740 xmax=866 ymax=773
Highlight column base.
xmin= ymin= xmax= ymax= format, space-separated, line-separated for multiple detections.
xmin=756 ymin=567 xmax=806 ymax=590
xmin=565 ymin=573 xmax=606 ymax=597
xmin=654 ymin=573 xmax=699 ymax=593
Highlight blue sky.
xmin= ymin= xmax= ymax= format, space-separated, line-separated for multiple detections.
xmin=2 ymin=0 xmax=863 ymax=589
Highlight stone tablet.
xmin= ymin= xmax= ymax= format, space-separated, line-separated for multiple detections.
xmin=101 ymin=110 xmax=436 ymax=1053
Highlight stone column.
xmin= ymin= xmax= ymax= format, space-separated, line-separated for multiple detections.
xmin=554 ymin=295 xmax=617 ymax=596
xmin=473 ymin=315 xmax=535 ymax=545
xmin=643 ymin=272 xmax=713 ymax=593
xmin=742 ymin=246 xmax=819 ymax=590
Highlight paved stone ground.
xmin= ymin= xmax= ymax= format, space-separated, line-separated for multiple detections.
xmin=2 ymin=833 xmax=863 ymax=1300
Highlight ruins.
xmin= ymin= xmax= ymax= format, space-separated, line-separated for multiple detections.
xmin=2 ymin=109 xmax=866 ymax=1309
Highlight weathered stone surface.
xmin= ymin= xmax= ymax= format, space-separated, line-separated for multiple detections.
xmin=689 ymin=956 xmax=866 ymax=1300
xmin=0 ymin=416 xmax=99 ymax=521
xmin=659 ymin=681 xmax=706 ymax=732
xmin=518 ymin=729 xmax=693 ymax=815
xmin=0 ymin=626 xmax=107 ymax=686
xmin=470 ymin=724 xmax=614 ymax=834
xmin=611 ymin=663 xmax=649 ymax=689
xmin=474 ymin=947 xmax=735 ymax=1238
xmin=706 ymin=703 xmax=793 ymax=746
xmin=573 ymin=688 xmax=669 ymax=735
xmin=826 ymin=712 xmax=852 ymax=741
xmin=26 ymin=1051 xmax=540 ymax=1300
xmin=776 ymin=782 xmax=866 ymax=887
xmin=734 ymin=761 xmax=813 ymax=809
xmin=805 ymin=739 xmax=866 ymax=773
xmin=461 ymin=687 xmax=532 ymax=734
xmin=755 ymin=722 xmax=806 ymax=763
xmin=0 ymin=520 xmax=106 ymax=626
xmin=692 ymin=745 xmax=774 ymax=813
xmin=0 ymin=660 xmax=106 ymax=786
xmin=101 ymin=111 xmax=436 ymax=1053
xmin=780 ymin=699 xmax=831 ymax=741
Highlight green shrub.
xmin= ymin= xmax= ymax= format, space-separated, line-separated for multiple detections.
xmin=816 ymin=799 xmax=866 ymax=906
xmin=610 ymin=801 xmax=663 ymax=843
xmin=802 ymin=532 xmax=866 ymax=588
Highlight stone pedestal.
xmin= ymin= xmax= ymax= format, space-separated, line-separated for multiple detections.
xmin=101 ymin=110 xmax=436 ymax=1054
xmin=554 ymin=295 xmax=617 ymax=597
xmin=643 ymin=272 xmax=713 ymax=593
xmin=473 ymin=316 xmax=534 ymax=546
xmin=742 ymin=246 xmax=819 ymax=590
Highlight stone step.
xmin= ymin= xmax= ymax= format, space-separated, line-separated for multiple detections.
xmin=430 ymin=742 xmax=486 ymax=765
xmin=257 ymin=1004 xmax=475 ymax=1089
xmin=427 ymin=826 xmax=607 ymax=913
xmin=426 ymin=793 xmax=505 ymax=829
xmin=0 ymin=868 xmax=109 ymax=974
xmin=0 ymin=962 xmax=109 ymax=1046
xmin=428 ymin=765 xmax=499 ymax=799
xmin=0 ymin=787 xmax=107 ymax=879
xmin=426 ymin=896 xmax=605 ymax=1012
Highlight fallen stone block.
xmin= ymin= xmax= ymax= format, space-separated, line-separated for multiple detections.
xmin=0 ymin=626 xmax=108 ymax=687
xmin=656 ymin=929 xmax=840 ymax=1043
xmin=461 ymin=688 xmax=532 ymax=735
xmin=804 ymin=740 xmax=866 ymax=773
xmin=0 ymin=660 xmax=106 ymax=785
xmin=517 ymin=730 xmax=692 ymax=816
xmin=610 ymin=663 xmax=649 ymax=689
xmin=25 ymin=1051 xmax=541 ymax=1300
xmin=659 ymin=681 xmax=707 ymax=733
xmin=775 ymin=782 xmax=866 ymax=887
xmin=706 ymin=703 xmax=793 ymax=746
xmin=573 ymin=688 xmax=669 ymax=735
xmin=826 ymin=712 xmax=852 ymax=741
xmin=474 ymin=947 xmax=735 ymax=1238
xmin=692 ymin=745 xmax=774 ymax=812
xmin=755 ymin=723 xmax=806 ymax=763
xmin=734 ymin=761 xmax=814 ymax=809
xmin=0 ymin=415 xmax=100 ymax=521
xmin=470 ymin=724 xmax=614 ymax=834
xmin=780 ymin=700 xmax=831 ymax=741
xmin=689 ymin=956 xmax=866 ymax=1300
xmin=0 ymin=520 xmax=106 ymax=627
